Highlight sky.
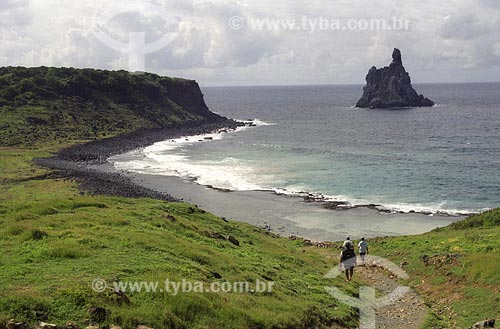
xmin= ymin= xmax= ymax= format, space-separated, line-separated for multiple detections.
xmin=1 ymin=0 xmax=500 ymax=86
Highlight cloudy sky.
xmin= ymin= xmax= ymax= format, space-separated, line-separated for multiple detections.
xmin=1 ymin=0 xmax=500 ymax=86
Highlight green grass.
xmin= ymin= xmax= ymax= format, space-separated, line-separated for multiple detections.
xmin=369 ymin=209 xmax=500 ymax=328
xmin=0 ymin=147 xmax=358 ymax=328
xmin=0 ymin=67 xmax=217 ymax=146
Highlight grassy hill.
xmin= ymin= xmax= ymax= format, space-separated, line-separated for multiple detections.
xmin=0 ymin=67 xmax=222 ymax=146
xmin=0 ymin=67 xmax=358 ymax=328
xmin=0 ymin=147 xmax=360 ymax=328
xmin=370 ymin=209 xmax=500 ymax=328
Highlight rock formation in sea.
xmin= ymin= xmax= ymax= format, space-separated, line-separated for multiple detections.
xmin=356 ymin=48 xmax=435 ymax=108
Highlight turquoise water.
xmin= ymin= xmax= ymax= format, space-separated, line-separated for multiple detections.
xmin=113 ymin=83 xmax=500 ymax=215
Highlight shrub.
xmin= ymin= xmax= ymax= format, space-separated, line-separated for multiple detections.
xmin=28 ymin=229 xmax=48 ymax=240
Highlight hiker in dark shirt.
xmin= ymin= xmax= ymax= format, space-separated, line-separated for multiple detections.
xmin=340 ymin=242 xmax=357 ymax=282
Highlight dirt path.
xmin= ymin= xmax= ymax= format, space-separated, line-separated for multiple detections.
xmin=355 ymin=259 xmax=429 ymax=329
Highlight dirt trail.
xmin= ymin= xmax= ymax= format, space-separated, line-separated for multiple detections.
xmin=355 ymin=260 xmax=429 ymax=329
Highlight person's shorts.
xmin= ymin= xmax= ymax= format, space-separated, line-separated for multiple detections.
xmin=342 ymin=260 xmax=356 ymax=269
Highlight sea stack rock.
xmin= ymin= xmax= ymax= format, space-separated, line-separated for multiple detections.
xmin=356 ymin=48 xmax=435 ymax=108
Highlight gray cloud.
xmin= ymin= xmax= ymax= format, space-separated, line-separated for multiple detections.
xmin=1 ymin=0 xmax=499 ymax=85
xmin=0 ymin=0 xmax=31 ymax=27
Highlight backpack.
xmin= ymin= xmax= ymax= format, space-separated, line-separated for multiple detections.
xmin=341 ymin=247 xmax=356 ymax=261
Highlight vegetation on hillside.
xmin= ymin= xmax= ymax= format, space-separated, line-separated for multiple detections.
xmin=0 ymin=147 xmax=358 ymax=328
xmin=370 ymin=208 xmax=500 ymax=328
xmin=0 ymin=68 xmax=357 ymax=327
xmin=0 ymin=67 xmax=220 ymax=146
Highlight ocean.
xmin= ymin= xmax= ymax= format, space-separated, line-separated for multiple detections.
xmin=111 ymin=83 xmax=500 ymax=216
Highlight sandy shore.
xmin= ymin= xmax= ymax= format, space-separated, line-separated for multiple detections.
xmin=37 ymin=119 xmax=466 ymax=242
xmin=115 ymin=170 xmax=464 ymax=241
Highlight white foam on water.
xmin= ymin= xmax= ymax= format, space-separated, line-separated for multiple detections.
xmin=375 ymin=202 xmax=481 ymax=216
xmin=250 ymin=118 xmax=276 ymax=126
xmin=110 ymin=118 xmax=480 ymax=216
xmin=111 ymin=119 xmax=276 ymax=191
xmin=271 ymin=186 xmax=478 ymax=216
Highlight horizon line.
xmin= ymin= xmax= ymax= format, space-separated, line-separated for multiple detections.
xmin=3 ymin=65 xmax=499 ymax=87
xmin=201 ymin=81 xmax=500 ymax=88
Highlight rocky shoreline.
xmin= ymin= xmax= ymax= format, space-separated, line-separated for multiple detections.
xmin=317 ymin=199 xmax=471 ymax=217
xmin=56 ymin=118 xmax=242 ymax=163
xmin=284 ymin=191 xmax=471 ymax=217
xmin=34 ymin=119 xmax=244 ymax=201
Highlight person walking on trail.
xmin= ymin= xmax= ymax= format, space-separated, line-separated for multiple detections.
xmin=342 ymin=236 xmax=354 ymax=249
xmin=340 ymin=242 xmax=357 ymax=282
xmin=358 ymin=237 xmax=369 ymax=266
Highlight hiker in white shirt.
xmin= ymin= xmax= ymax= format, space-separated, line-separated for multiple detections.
xmin=358 ymin=237 xmax=369 ymax=265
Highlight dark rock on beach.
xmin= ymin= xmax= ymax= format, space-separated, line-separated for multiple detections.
xmin=356 ymin=48 xmax=435 ymax=108
xmin=35 ymin=157 xmax=178 ymax=202
xmin=33 ymin=120 xmax=244 ymax=201
xmin=57 ymin=119 xmax=241 ymax=164
xmin=322 ymin=201 xmax=351 ymax=210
